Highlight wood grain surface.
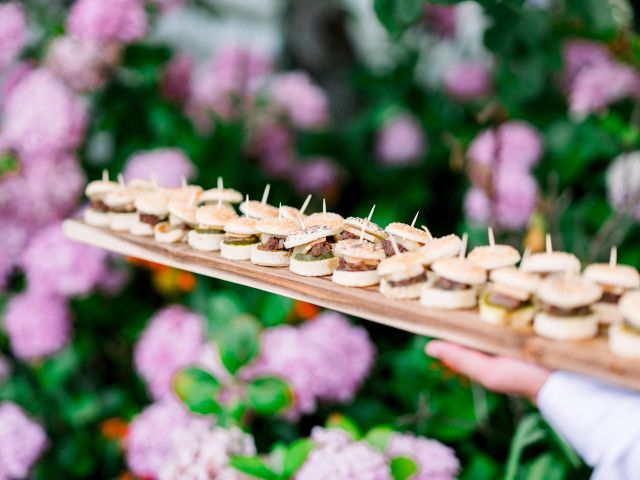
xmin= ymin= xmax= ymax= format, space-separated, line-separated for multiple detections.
xmin=63 ymin=218 xmax=640 ymax=391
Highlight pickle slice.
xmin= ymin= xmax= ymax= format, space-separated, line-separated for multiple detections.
xmin=294 ymin=252 xmax=334 ymax=262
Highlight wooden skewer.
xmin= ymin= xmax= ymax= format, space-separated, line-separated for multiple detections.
xmin=520 ymin=247 xmax=531 ymax=271
xmin=411 ymin=211 xmax=419 ymax=228
xmin=359 ymin=223 xmax=366 ymax=241
xmin=322 ymin=198 xmax=326 ymax=215
xmin=421 ymin=225 xmax=433 ymax=239
xmin=546 ymin=233 xmax=553 ymax=253
xmin=244 ymin=194 xmax=250 ymax=215
xmin=295 ymin=212 xmax=306 ymax=229
xmin=217 ymin=176 xmax=223 ymax=191
xmin=117 ymin=173 xmax=125 ymax=187
xmin=610 ymin=246 xmax=617 ymax=268
xmin=188 ymin=191 xmax=197 ymax=207
xmin=367 ymin=204 xmax=376 ymax=223
xmin=459 ymin=233 xmax=468 ymax=259
xmin=181 ymin=176 xmax=187 ymax=189
xmin=278 ymin=203 xmax=282 ymax=219
xmin=389 ymin=234 xmax=401 ymax=255
xmin=102 ymin=169 xmax=109 ymax=182
xmin=217 ymin=195 xmax=222 ymax=208
xmin=300 ymin=194 xmax=312 ymax=215
xmin=488 ymin=227 xmax=495 ymax=247
xmin=261 ymin=184 xmax=270 ymax=205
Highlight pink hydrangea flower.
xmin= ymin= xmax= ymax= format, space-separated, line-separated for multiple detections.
xmin=67 ymin=0 xmax=147 ymax=44
xmin=45 ymin=36 xmax=121 ymax=92
xmin=159 ymin=422 xmax=255 ymax=480
xmin=161 ymin=54 xmax=194 ymax=103
xmin=466 ymin=128 xmax=495 ymax=168
xmin=423 ymin=5 xmax=457 ymax=38
xmin=463 ymin=187 xmax=491 ymax=224
xmin=134 ymin=305 xmax=206 ymax=399
xmin=493 ymin=169 xmax=538 ymax=229
xmin=21 ymin=223 xmax=108 ymax=297
xmin=0 ymin=216 xmax=28 ymax=291
xmin=0 ymin=402 xmax=48 ymax=478
xmin=270 ymin=72 xmax=329 ymax=130
xmin=562 ymin=39 xmax=611 ymax=88
xmin=0 ymin=61 xmax=34 ymax=109
xmin=375 ymin=114 xmax=427 ymax=166
xmin=1 ymin=69 xmax=86 ymax=156
xmin=0 ymin=3 xmax=27 ymax=72
xmin=123 ymin=148 xmax=195 ymax=187
xmin=386 ymin=432 xmax=460 ymax=480
xmin=443 ymin=61 xmax=492 ymax=101
xmin=251 ymin=123 xmax=296 ymax=179
xmin=292 ymin=157 xmax=342 ymax=197
xmin=125 ymin=398 xmax=209 ymax=478
xmin=296 ymin=427 xmax=391 ymax=480
xmin=3 ymin=290 xmax=71 ymax=360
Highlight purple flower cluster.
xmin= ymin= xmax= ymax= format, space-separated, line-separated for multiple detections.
xmin=443 ymin=60 xmax=492 ymax=101
xmin=375 ymin=114 xmax=427 ymax=166
xmin=123 ymin=148 xmax=195 ymax=188
xmin=463 ymin=121 xmax=542 ymax=230
xmin=562 ymin=39 xmax=640 ymax=119
xmin=67 ymin=0 xmax=147 ymax=44
xmin=243 ymin=312 xmax=375 ymax=419
xmin=0 ymin=3 xmax=27 ymax=72
xmin=134 ymin=305 xmax=206 ymax=399
xmin=386 ymin=432 xmax=460 ymax=480
xmin=0 ymin=402 xmax=48 ymax=479
xmin=270 ymin=72 xmax=329 ymax=130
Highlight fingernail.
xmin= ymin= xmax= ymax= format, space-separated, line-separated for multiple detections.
xmin=425 ymin=343 xmax=441 ymax=359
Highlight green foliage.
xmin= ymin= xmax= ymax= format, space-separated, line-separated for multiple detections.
xmin=246 ymin=377 xmax=293 ymax=416
xmin=215 ymin=314 xmax=262 ymax=375
xmin=173 ymin=367 xmax=222 ymax=415
xmin=390 ymin=456 xmax=419 ymax=480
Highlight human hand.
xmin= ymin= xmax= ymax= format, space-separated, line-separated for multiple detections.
xmin=425 ymin=340 xmax=551 ymax=404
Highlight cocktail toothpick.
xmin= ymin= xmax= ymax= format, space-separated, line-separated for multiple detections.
xmin=366 ymin=204 xmax=376 ymax=223
xmin=300 ymin=194 xmax=312 ymax=215
xmin=181 ymin=176 xmax=187 ymax=189
xmin=217 ymin=195 xmax=222 ymax=208
xmin=295 ymin=211 xmax=306 ymax=229
xmin=261 ymin=184 xmax=270 ymax=205
xmin=421 ymin=225 xmax=433 ymax=239
xmin=322 ymin=198 xmax=327 ymax=215
xmin=188 ymin=191 xmax=197 ymax=207
xmin=546 ymin=233 xmax=553 ymax=253
xmin=117 ymin=173 xmax=125 ymax=187
xmin=520 ymin=247 xmax=531 ymax=271
xmin=217 ymin=176 xmax=223 ymax=191
xmin=359 ymin=223 xmax=367 ymax=241
xmin=389 ymin=234 xmax=401 ymax=256
xmin=488 ymin=227 xmax=495 ymax=247
xmin=278 ymin=203 xmax=282 ymax=219
xmin=458 ymin=233 xmax=468 ymax=259
xmin=610 ymin=246 xmax=618 ymax=268
xmin=411 ymin=211 xmax=419 ymax=228
xmin=243 ymin=194 xmax=249 ymax=215
xmin=102 ymin=169 xmax=109 ymax=182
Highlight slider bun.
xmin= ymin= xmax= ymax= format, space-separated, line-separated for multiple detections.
xmin=342 ymin=226 xmax=380 ymax=244
xmin=344 ymin=217 xmax=387 ymax=240
xmin=195 ymin=204 xmax=237 ymax=227
xmin=379 ymin=277 xmax=426 ymax=299
xmin=220 ymin=241 xmax=253 ymax=260
xmin=127 ymin=179 xmax=156 ymax=191
xmin=154 ymin=222 xmax=185 ymax=243
xmin=490 ymin=267 xmax=540 ymax=294
xmin=304 ymin=212 xmax=344 ymax=229
xmin=168 ymin=198 xmax=197 ymax=225
xmin=479 ymin=296 xmax=535 ymax=327
xmin=239 ymin=200 xmax=279 ymax=220
xmin=85 ymin=180 xmax=117 ymax=198
xmin=592 ymin=302 xmax=622 ymax=325
xmin=521 ymin=251 xmax=581 ymax=274
xmin=419 ymin=234 xmax=462 ymax=264
xmin=377 ymin=251 xmax=426 ymax=277
xmin=332 ymin=269 xmax=380 ymax=287
xmin=385 ymin=223 xmax=431 ymax=244
xmin=110 ymin=212 xmax=136 ymax=231
xmin=104 ymin=188 xmax=135 ymax=208
xmin=420 ymin=286 xmax=478 ymax=309
xmin=537 ymin=274 xmax=602 ymax=309
xmin=168 ymin=185 xmax=203 ymax=203
xmin=583 ymin=263 xmax=640 ymax=290
xmin=334 ymin=239 xmax=386 ymax=261
xmin=199 ymin=187 xmax=243 ymax=204
xmin=431 ymin=258 xmax=487 ymax=286
xmin=619 ymin=290 xmax=640 ymax=328
xmin=285 ymin=225 xmax=340 ymax=249
xmin=533 ymin=312 xmax=598 ymax=340
xmin=130 ymin=220 xmax=154 ymax=236
xmin=83 ymin=208 xmax=111 ymax=227
xmin=256 ymin=217 xmax=300 ymax=236
xmin=467 ymin=245 xmax=521 ymax=271
xmin=224 ymin=217 xmax=259 ymax=235
xmin=187 ymin=230 xmax=224 ymax=251
xmin=279 ymin=206 xmax=305 ymax=223
xmin=135 ymin=191 xmax=169 ymax=216
xmin=609 ymin=323 xmax=640 ymax=359
xmin=250 ymin=246 xmax=291 ymax=267
xmin=289 ymin=256 xmax=339 ymax=277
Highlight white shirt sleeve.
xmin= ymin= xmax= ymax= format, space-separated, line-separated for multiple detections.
xmin=536 ymin=371 xmax=640 ymax=480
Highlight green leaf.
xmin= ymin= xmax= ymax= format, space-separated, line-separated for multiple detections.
xmin=525 ymin=453 xmax=566 ymax=480
xmin=505 ymin=413 xmax=547 ymax=480
xmin=246 ymin=376 xmax=293 ymax=416
xmin=390 ymin=456 xmax=419 ymax=480
xmin=374 ymin=0 xmax=424 ymax=35
xmin=282 ymin=439 xmax=314 ymax=477
xmin=547 ymin=424 xmax=582 ymax=469
xmin=230 ymin=456 xmax=277 ymax=479
xmin=217 ymin=314 xmax=261 ymax=374
xmin=173 ymin=367 xmax=222 ymax=415
xmin=364 ymin=426 xmax=393 ymax=453
xmin=326 ymin=413 xmax=362 ymax=440
xmin=259 ymin=294 xmax=293 ymax=327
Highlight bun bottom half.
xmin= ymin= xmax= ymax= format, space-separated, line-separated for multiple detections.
xmin=379 ymin=278 xmax=426 ymax=299
xmin=479 ymin=297 xmax=536 ymax=328
xmin=420 ymin=287 xmax=477 ymax=310
xmin=130 ymin=220 xmax=154 ymax=236
xmin=592 ymin=302 xmax=622 ymax=325
xmin=250 ymin=246 xmax=291 ymax=267
xmin=220 ymin=241 xmax=257 ymax=261
xmin=110 ymin=212 xmax=136 ymax=231
xmin=154 ymin=223 xmax=186 ymax=243
xmin=187 ymin=231 xmax=224 ymax=251
xmin=84 ymin=208 xmax=111 ymax=227
xmin=609 ymin=323 xmax=640 ymax=359
xmin=289 ymin=256 xmax=339 ymax=277
xmin=533 ymin=312 xmax=598 ymax=341
xmin=332 ymin=269 xmax=379 ymax=287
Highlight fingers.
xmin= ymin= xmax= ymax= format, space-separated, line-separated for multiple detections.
xmin=425 ymin=340 xmax=496 ymax=384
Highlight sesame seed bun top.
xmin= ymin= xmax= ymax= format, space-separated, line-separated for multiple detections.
xmin=135 ymin=190 xmax=170 ymax=216
xmin=344 ymin=217 xmax=387 ymax=240
xmin=489 ymin=267 xmax=540 ymax=294
xmin=536 ymin=274 xmax=602 ymax=309
xmin=255 ymin=217 xmax=301 ymax=236
xmin=284 ymin=225 xmax=340 ymax=249
xmin=85 ymin=180 xmax=118 ymax=199
xmin=239 ymin=201 xmax=279 ymax=220
xmin=467 ymin=245 xmax=521 ymax=271
xmin=583 ymin=263 xmax=640 ymax=290
xmin=385 ymin=223 xmax=431 ymax=244
xmin=377 ymin=250 xmax=427 ymax=277
xmin=199 ymin=187 xmax=243 ymax=204
xmin=521 ymin=251 xmax=581 ymax=275
xmin=168 ymin=197 xmax=197 ymax=225
xmin=224 ymin=216 xmax=259 ymax=235
xmin=195 ymin=204 xmax=238 ymax=227
xmin=103 ymin=187 xmax=136 ymax=208
xmin=334 ymin=239 xmax=386 ymax=261
xmin=419 ymin=234 xmax=462 ymax=264
xmin=431 ymin=257 xmax=487 ymax=285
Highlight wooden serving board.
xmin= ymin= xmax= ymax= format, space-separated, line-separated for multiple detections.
xmin=63 ymin=218 xmax=640 ymax=391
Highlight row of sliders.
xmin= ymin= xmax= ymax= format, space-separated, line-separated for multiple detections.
xmin=83 ymin=174 xmax=640 ymax=359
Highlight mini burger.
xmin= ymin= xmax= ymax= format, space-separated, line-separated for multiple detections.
xmin=479 ymin=267 xmax=540 ymax=328
xmin=332 ymin=239 xmax=386 ymax=287
xmin=154 ymin=197 xmax=197 ymax=243
xmin=83 ymin=175 xmax=118 ymax=226
xmin=338 ymin=217 xmax=387 ymax=243
xmin=285 ymin=224 xmax=341 ymax=277
xmin=239 ymin=200 xmax=279 ymax=220
xmin=199 ymin=186 xmax=243 ymax=206
xmin=378 ymin=251 xmax=430 ymax=299
xmin=420 ymin=257 xmax=486 ymax=309
xmin=609 ymin=291 xmax=640 ymax=359
xmin=583 ymin=262 xmax=640 ymax=324
xmin=103 ymin=187 xmax=137 ymax=231
xmin=187 ymin=205 xmax=238 ymax=251
xmin=250 ymin=217 xmax=300 ymax=267
xmin=419 ymin=234 xmax=463 ymax=266
xmin=533 ymin=274 xmax=602 ymax=341
xmin=521 ymin=251 xmax=581 ymax=277
xmin=220 ymin=217 xmax=260 ymax=260
xmin=467 ymin=244 xmax=521 ymax=272
xmin=383 ymin=223 xmax=432 ymax=256
xmin=130 ymin=190 xmax=169 ymax=236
